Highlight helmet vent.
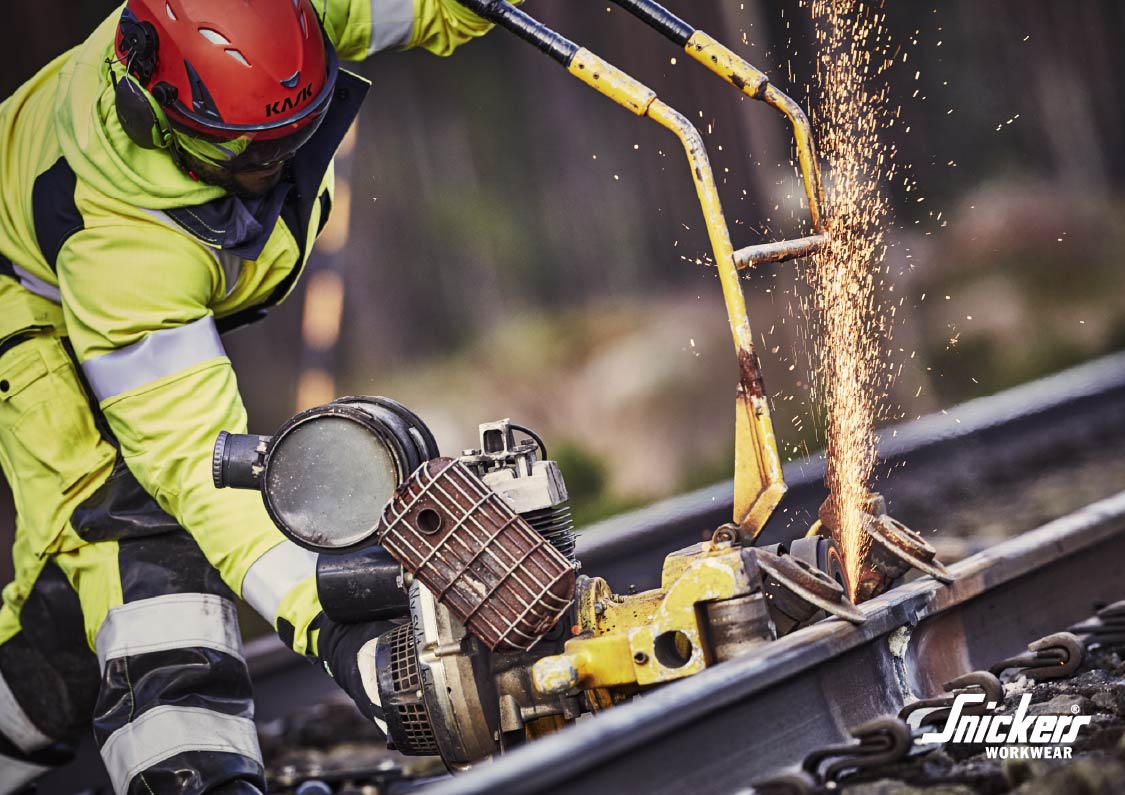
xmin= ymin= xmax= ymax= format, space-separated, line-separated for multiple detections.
xmin=225 ymin=49 xmax=251 ymax=68
xmin=198 ymin=28 xmax=231 ymax=46
xmin=299 ymin=10 xmax=309 ymax=38
xmin=165 ymin=2 xmax=177 ymax=21
xmin=183 ymin=59 xmax=223 ymax=122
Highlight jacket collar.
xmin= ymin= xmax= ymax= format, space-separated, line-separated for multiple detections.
xmin=164 ymin=69 xmax=370 ymax=261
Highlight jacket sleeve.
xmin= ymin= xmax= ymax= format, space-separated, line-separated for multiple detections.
xmin=323 ymin=0 xmax=508 ymax=60
xmin=57 ymin=223 xmax=324 ymax=657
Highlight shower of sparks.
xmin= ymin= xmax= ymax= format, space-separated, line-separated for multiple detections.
xmin=804 ymin=0 xmax=898 ymax=597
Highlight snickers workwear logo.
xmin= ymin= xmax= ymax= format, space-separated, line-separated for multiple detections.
xmin=918 ymin=692 xmax=1091 ymax=759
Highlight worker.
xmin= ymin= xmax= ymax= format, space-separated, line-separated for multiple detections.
xmin=0 ymin=1 xmax=500 ymax=792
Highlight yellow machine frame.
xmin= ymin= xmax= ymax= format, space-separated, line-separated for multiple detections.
xmin=563 ymin=40 xmax=826 ymax=538
xmin=454 ymin=0 xmax=836 ymax=697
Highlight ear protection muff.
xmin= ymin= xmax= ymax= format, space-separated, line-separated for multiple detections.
xmin=113 ymin=13 xmax=176 ymax=151
xmin=114 ymin=74 xmax=173 ymax=150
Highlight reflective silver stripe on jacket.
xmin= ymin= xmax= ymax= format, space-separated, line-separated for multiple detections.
xmin=369 ymin=0 xmax=415 ymax=52
xmin=81 ymin=316 xmax=226 ymax=403
xmin=0 ymin=672 xmax=53 ymax=754
xmin=94 ymin=594 xmax=243 ymax=671
xmin=241 ymin=542 xmax=318 ymax=624
xmin=100 ymin=706 xmax=262 ymax=795
xmin=0 ymin=757 xmax=50 ymax=793
xmin=11 ymin=264 xmax=61 ymax=304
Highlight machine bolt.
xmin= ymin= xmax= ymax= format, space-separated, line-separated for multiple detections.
xmin=634 ymin=651 xmax=649 ymax=665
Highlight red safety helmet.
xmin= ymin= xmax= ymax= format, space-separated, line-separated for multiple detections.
xmin=114 ymin=0 xmax=338 ymax=172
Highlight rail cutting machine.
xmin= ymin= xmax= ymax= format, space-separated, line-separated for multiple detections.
xmin=214 ymin=0 xmax=951 ymax=770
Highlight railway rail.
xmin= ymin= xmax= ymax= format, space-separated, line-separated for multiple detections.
xmin=38 ymin=351 xmax=1125 ymax=792
xmin=430 ymin=490 xmax=1125 ymax=795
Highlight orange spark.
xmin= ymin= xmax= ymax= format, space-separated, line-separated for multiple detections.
xmin=805 ymin=0 xmax=898 ymax=597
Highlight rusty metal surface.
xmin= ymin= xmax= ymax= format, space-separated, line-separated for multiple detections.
xmin=379 ymin=458 xmax=575 ymax=653
xmin=734 ymin=233 xmax=828 ymax=269
xmin=753 ymin=547 xmax=865 ymax=625
xmin=423 ymin=490 xmax=1125 ymax=795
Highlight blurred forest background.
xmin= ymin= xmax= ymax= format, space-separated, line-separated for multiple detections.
xmin=2 ymin=1 xmax=1124 ymax=585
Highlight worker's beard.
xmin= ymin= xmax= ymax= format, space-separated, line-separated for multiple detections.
xmin=176 ymin=149 xmax=288 ymax=199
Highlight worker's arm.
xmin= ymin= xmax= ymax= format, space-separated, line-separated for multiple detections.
xmin=56 ymin=224 xmax=324 ymax=658
xmin=323 ymin=0 xmax=511 ymax=60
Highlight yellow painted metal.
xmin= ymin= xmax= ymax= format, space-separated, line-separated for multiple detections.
xmin=533 ymin=633 xmax=637 ymax=693
xmin=579 ymin=575 xmax=664 ymax=639
xmin=685 ymin=30 xmax=826 ymax=232
xmin=566 ymin=48 xmax=657 ymax=116
xmin=630 ymin=544 xmax=752 ymax=685
xmin=684 ymin=30 xmax=770 ymax=98
xmin=562 ymin=45 xmax=789 ymax=538
xmin=531 ymin=543 xmax=754 ymax=694
xmin=645 ymin=99 xmax=786 ymax=535
xmin=733 ymin=399 xmax=788 ymax=535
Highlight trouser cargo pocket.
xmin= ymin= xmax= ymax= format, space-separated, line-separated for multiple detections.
xmin=0 ymin=333 xmax=116 ymax=554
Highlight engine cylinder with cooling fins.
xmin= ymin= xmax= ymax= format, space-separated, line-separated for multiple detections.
xmin=522 ymin=504 xmax=576 ymax=562
xmin=461 ymin=418 xmax=578 ymax=568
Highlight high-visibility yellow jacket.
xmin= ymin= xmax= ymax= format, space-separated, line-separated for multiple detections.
xmin=0 ymin=0 xmax=498 ymax=656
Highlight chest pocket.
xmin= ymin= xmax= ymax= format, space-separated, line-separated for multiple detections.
xmin=0 ymin=335 xmax=115 ymax=550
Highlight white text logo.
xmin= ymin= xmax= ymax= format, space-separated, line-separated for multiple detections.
xmin=918 ymin=693 xmax=1090 ymax=759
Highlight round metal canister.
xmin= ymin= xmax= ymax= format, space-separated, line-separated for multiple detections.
xmin=261 ymin=396 xmax=439 ymax=552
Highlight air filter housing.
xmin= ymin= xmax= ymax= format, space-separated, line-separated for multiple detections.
xmin=213 ymin=396 xmax=438 ymax=552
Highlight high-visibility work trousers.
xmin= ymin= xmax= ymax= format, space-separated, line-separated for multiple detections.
xmin=0 ymin=332 xmax=266 ymax=794
xmin=0 ymin=533 xmax=265 ymax=794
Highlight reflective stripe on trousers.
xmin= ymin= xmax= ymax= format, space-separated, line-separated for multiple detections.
xmin=0 ymin=673 xmax=52 ymax=755
xmin=0 ymin=757 xmax=50 ymax=794
xmin=95 ymin=593 xmax=243 ymax=671
xmin=87 ymin=532 xmax=265 ymax=794
xmin=0 ymin=558 xmax=99 ymax=793
xmin=101 ymin=706 xmax=261 ymax=795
